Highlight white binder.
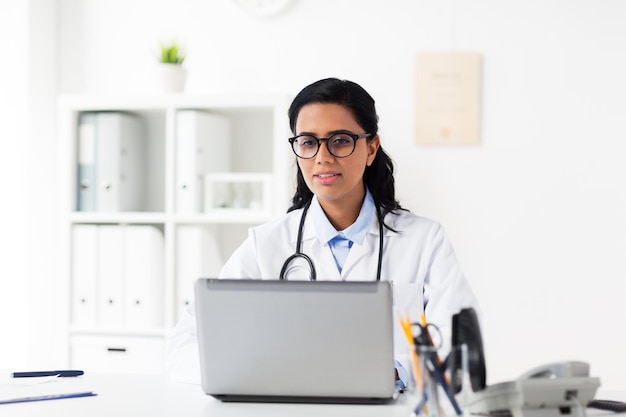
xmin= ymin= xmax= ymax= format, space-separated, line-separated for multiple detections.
xmin=77 ymin=113 xmax=97 ymax=211
xmin=96 ymin=112 xmax=144 ymax=212
xmin=175 ymin=111 xmax=231 ymax=213
xmin=71 ymin=225 xmax=98 ymax=327
xmin=124 ymin=225 xmax=164 ymax=328
xmin=175 ymin=225 xmax=223 ymax=318
xmin=97 ymin=225 xmax=125 ymax=327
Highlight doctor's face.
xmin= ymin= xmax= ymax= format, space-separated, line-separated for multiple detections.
xmin=294 ymin=103 xmax=379 ymax=209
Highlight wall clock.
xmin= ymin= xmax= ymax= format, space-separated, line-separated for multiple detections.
xmin=232 ymin=0 xmax=293 ymax=17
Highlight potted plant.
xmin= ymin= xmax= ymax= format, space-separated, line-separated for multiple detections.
xmin=156 ymin=41 xmax=187 ymax=92
xmin=160 ymin=42 xmax=186 ymax=65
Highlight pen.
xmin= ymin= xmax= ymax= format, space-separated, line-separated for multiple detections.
xmin=418 ymin=314 xmax=462 ymax=416
xmin=12 ymin=370 xmax=84 ymax=378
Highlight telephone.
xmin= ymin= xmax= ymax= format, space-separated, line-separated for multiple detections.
xmin=456 ymin=361 xmax=601 ymax=417
xmin=449 ymin=310 xmax=607 ymax=417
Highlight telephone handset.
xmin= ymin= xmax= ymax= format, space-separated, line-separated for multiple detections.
xmin=456 ymin=360 xmax=601 ymax=417
xmin=515 ymin=362 xmax=626 ymax=414
xmin=517 ymin=360 xmax=590 ymax=380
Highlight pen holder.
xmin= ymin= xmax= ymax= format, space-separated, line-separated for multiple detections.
xmin=410 ymin=345 xmax=467 ymax=417
xmin=412 ymin=345 xmax=442 ymax=417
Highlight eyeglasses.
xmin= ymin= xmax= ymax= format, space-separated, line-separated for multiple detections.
xmin=288 ymin=132 xmax=372 ymax=159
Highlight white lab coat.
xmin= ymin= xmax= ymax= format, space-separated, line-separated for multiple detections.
xmin=164 ymin=207 xmax=480 ymax=385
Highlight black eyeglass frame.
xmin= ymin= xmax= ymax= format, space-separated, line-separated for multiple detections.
xmin=288 ymin=132 xmax=372 ymax=159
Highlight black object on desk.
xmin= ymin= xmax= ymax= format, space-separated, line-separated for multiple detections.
xmin=12 ymin=370 xmax=84 ymax=378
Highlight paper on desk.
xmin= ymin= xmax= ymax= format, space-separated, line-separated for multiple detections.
xmin=0 ymin=374 xmax=96 ymax=404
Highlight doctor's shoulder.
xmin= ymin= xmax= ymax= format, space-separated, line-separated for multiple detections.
xmin=384 ymin=209 xmax=446 ymax=240
xmin=384 ymin=211 xmax=459 ymax=267
xmin=246 ymin=208 xmax=303 ymax=243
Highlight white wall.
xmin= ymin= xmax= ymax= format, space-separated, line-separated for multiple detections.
xmin=7 ymin=0 xmax=625 ymax=389
xmin=0 ymin=0 xmax=59 ymax=371
xmin=0 ymin=0 xmax=30 ymax=370
xmin=27 ymin=0 xmax=61 ymax=369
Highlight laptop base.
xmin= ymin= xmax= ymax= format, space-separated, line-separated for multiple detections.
xmin=210 ymin=392 xmax=400 ymax=405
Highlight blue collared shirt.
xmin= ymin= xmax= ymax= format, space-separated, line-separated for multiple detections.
xmin=310 ymin=189 xmax=375 ymax=272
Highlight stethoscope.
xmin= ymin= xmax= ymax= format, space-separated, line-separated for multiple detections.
xmin=279 ymin=199 xmax=384 ymax=281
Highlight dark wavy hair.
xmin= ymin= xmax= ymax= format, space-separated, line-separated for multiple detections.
xmin=287 ymin=78 xmax=405 ymax=226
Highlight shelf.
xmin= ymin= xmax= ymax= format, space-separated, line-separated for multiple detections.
xmin=173 ymin=210 xmax=274 ymax=224
xmin=69 ymin=212 xmax=168 ymax=224
xmin=59 ymin=93 xmax=290 ymax=112
xmin=69 ymin=211 xmax=275 ymax=225
xmin=68 ymin=327 xmax=169 ymax=338
xmin=60 ymin=93 xmax=292 ymax=374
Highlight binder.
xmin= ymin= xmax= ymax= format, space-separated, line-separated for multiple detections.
xmin=76 ymin=113 xmax=97 ymax=211
xmin=124 ymin=225 xmax=164 ymax=328
xmin=72 ymin=224 xmax=165 ymax=330
xmin=95 ymin=112 xmax=145 ymax=212
xmin=71 ymin=225 xmax=98 ymax=327
xmin=175 ymin=225 xmax=223 ymax=318
xmin=175 ymin=111 xmax=231 ymax=213
xmin=97 ymin=225 xmax=125 ymax=327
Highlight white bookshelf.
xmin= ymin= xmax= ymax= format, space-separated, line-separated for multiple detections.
xmin=58 ymin=93 xmax=292 ymax=374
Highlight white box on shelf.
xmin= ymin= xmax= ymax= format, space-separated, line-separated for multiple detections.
xmin=203 ymin=172 xmax=272 ymax=214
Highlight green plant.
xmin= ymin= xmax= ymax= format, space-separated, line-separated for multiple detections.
xmin=159 ymin=42 xmax=185 ymax=65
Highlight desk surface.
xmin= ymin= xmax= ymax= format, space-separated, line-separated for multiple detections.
xmin=2 ymin=372 xmax=625 ymax=417
xmin=1 ymin=372 xmax=416 ymax=417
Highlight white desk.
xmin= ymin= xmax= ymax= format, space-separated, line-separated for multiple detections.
xmin=2 ymin=372 xmax=416 ymax=417
xmin=2 ymin=372 xmax=625 ymax=417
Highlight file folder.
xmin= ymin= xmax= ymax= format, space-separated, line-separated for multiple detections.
xmin=77 ymin=113 xmax=97 ymax=211
xmin=71 ymin=225 xmax=98 ymax=327
xmin=96 ymin=112 xmax=145 ymax=212
xmin=124 ymin=225 xmax=164 ymax=328
xmin=175 ymin=225 xmax=223 ymax=318
xmin=175 ymin=111 xmax=231 ymax=213
xmin=71 ymin=224 xmax=165 ymax=329
xmin=97 ymin=225 xmax=125 ymax=327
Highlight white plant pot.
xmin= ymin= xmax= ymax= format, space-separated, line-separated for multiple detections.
xmin=156 ymin=63 xmax=187 ymax=93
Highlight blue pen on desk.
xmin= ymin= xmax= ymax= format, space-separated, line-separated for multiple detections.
xmin=12 ymin=370 xmax=84 ymax=378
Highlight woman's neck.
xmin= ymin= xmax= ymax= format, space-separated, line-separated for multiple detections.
xmin=318 ymin=189 xmax=366 ymax=231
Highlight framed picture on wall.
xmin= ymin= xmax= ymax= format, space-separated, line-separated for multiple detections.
xmin=415 ymin=52 xmax=482 ymax=146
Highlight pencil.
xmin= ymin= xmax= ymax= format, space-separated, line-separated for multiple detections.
xmin=399 ymin=316 xmax=423 ymax=392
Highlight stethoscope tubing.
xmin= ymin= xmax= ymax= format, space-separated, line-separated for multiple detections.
xmin=279 ymin=199 xmax=384 ymax=281
xmin=279 ymin=200 xmax=316 ymax=281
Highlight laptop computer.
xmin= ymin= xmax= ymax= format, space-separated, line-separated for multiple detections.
xmin=194 ymin=278 xmax=398 ymax=404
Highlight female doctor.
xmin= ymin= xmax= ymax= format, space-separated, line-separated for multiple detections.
xmin=165 ymin=77 xmax=480 ymax=385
